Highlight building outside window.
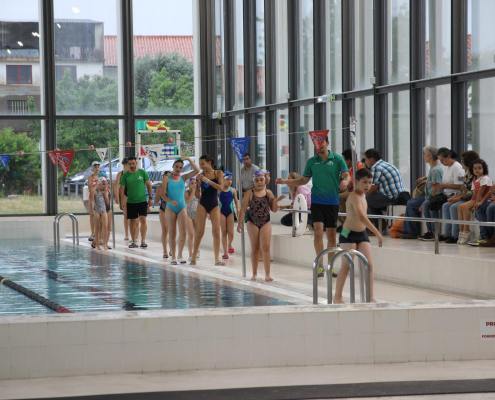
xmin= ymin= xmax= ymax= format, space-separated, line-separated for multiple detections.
xmin=6 ymin=65 xmax=32 ymax=84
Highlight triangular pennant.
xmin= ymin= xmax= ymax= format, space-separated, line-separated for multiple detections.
xmin=48 ymin=150 xmax=75 ymax=176
xmin=0 ymin=155 xmax=10 ymax=169
xmin=230 ymin=137 xmax=251 ymax=163
xmin=309 ymin=130 xmax=329 ymax=152
xmin=95 ymin=147 xmax=108 ymax=161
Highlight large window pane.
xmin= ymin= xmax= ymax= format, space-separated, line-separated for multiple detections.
xmin=425 ymin=0 xmax=451 ymax=77
xmin=326 ymin=0 xmax=342 ymax=93
xmin=388 ymin=0 xmax=410 ymax=84
xmin=214 ymin=0 xmax=225 ymax=111
xmin=0 ymin=1 xmax=43 ymax=115
xmin=256 ymin=113 xmax=266 ymax=168
xmin=54 ymin=0 xmax=122 ymax=115
xmin=133 ymin=0 xmax=195 ymax=115
xmin=388 ymin=91 xmax=410 ymax=189
xmin=0 ymin=120 xmax=43 ymax=214
xmin=255 ymin=0 xmax=265 ymax=105
xmin=468 ymin=77 xmax=495 ymax=170
xmin=297 ymin=105 xmax=314 ymax=173
xmin=277 ymin=109 xmax=289 ymax=195
xmin=328 ymin=101 xmax=343 ymax=154
xmin=57 ymin=119 xmax=120 ymax=213
xmin=354 ymin=0 xmax=374 ymax=89
xmin=468 ymin=0 xmax=495 ymax=71
xmin=355 ymin=97 xmax=374 ymax=157
xmin=233 ymin=0 xmax=244 ymax=109
xmin=426 ymin=85 xmax=451 ymax=148
xmin=298 ymin=0 xmax=313 ymax=98
xmin=275 ymin=0 xmax=289 ymax=103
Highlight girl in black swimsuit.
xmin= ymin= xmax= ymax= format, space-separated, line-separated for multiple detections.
xmin=237 ymin=170 xmax=281 ymax=281
xmin=191 ymin=155 xmax=224 ymax=266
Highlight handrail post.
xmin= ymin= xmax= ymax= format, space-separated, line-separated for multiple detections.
xmin=349 ymin=259 xmax=356 ymax=303
xmin=292 ymin=210 xmax=296 ymax=238
xmin=434 ymin=221 xmax=440 ymax=255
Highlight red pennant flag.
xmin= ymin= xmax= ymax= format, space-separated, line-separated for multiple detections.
xmin=48 ymin=149 xmax=75 ymax=176
xmin=309 ymin=130 xmax=329 ymax=152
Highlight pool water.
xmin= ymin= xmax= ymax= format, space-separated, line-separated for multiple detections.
xmin=0 ymin=240 xmax=290 ymax=315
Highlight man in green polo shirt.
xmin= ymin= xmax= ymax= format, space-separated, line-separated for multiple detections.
xmin=119 ymin=156 xmax=153 ymax=249
xmin=276 ymin=135 xmax=350 ymax=276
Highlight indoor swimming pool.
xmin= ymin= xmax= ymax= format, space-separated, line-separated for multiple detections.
xmin=0 ymin=240 xmax=290 ymax=315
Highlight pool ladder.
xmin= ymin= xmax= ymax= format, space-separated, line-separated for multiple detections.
xmin=312 ymin=248 xmax=371 ymax=305
xmin=53 ymin=213 xmax=80 ymax=248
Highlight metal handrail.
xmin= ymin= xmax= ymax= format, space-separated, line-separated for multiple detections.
xmin=285 ymin=209 xmax=495 ymax=254
xmin=312 ymin=247 xmax=370 ymax=305
xmin=53 ymin=213 xmax=79 ymax=247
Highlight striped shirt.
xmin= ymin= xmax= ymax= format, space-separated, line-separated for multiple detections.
xmin=371 ymin=159 xmax=405 ymax=200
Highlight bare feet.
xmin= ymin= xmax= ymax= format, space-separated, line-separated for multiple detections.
xmin=265 ymin=276 xmax=274 ymax=282
xmin=333 ymin=297 xmax=344 ymax=304
xmin=250 ymin=275 xmax=257 ymax=281
xmin=190 ymin=258 xmax=197 ymax=266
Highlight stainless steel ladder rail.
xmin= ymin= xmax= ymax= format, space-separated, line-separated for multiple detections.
xmin=312 ymin=247 xmax=371 ymax=305
xmin=53 ymin=213 xmax=79 ymax=247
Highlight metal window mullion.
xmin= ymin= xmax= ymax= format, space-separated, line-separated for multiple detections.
xmin=122 ymin=0 xmax=135 ymax=156
xmin=410 ymin=0 xmax=426 ymax=186
xmin=342 ymin=0 xmax=355 ymax=150
xmin=265 ymin=0 xmax=277 ymax=187
xmin=243 ymin=0 xmax=257 ymax=157
xmin=41 ymin=0 xmax=57 ymax=215
xmin=224 ymin=0 xmax=235 ymax=171
xmin=373 ymin=0 xmax=387 ymax=157
xmin=288 ymin=0 xmax=300 ymax=172
xmin=451 ymin=0 xmax=468 ymax=153
xmin=313 ymin=0 xmax=326 ymax=130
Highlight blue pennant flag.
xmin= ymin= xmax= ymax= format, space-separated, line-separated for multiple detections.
xmin=230 ymin=137 xmax=250 ymax=163
xmin=0 ymin=155 xmax=10 ymax=169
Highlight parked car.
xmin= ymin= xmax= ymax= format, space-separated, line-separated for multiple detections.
xmin=146 ymin=159 xmax=192 ymax=184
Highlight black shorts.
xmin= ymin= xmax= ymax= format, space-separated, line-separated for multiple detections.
xmin=311 ymin=204 xmax=339 ymax=229
xmin=339 ymin=230 xmax=369 ymax=244
xmin=127 ymin=202 xmax=148 ymax=220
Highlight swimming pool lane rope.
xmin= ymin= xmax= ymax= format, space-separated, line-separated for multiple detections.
xmin=0 ymin=275 xmax=72 ymax=313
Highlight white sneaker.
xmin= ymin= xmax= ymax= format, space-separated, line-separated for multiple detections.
xmin=171 ymin=259 xmax=178 ymax=265
xmin=457 ymin=232 xmax=469 ymax=245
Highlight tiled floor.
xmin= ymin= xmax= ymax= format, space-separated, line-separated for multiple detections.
xmin=2 ymin=361 xmax=495 ymax=399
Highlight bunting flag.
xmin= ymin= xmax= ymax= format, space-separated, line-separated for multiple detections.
xmin=0 ymin=155 xmax=10 ymax=169
xmin=48 ymin=150 xmax=75 ymax=176
xmin=309 ymin=130 xmax=330 ymax=152
xmin=230 ymin=137 xmax=250 ymax=163
xmin=95 ymin=148 xmax=108 ymax=162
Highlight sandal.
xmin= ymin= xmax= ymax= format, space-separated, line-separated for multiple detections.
xmin=140 ymin=242 xmax=148 ymax=248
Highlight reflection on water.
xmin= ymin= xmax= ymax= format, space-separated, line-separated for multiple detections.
xmin=0 ymin=240 xmax=290 ymax=315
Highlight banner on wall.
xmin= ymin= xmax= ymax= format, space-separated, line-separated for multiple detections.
xmin=309 ymin=130 xmax=330 ymax=152
xmin=140 ymin=144 xmax=178 ymax=166
xmin=0 ymin=155 xmax=10 ymax=169
xmin=230 ymin=137 xmax=251 ymax=163
xmin=95 ymin=148 xmax=108 ymax=162
xmin=48 ymin=150 xmax=75 ymax=176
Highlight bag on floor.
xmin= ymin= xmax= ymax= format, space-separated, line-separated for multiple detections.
xmin=389 ymin=215 xmax=405 ymax=239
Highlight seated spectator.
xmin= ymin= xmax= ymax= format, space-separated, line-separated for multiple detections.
xmin=280 ymin=172 xmax=313 ymax=227
xmin=436 ymin=148 xmax=465 ymax=242
xmin=458 ymin=159 xmax=492 ymax=244
xmin=339 ymin=149 xmax=365 ymax=222
xmin=438 ymin=150 xmax=479 ymax=244
xmin=363 ymin=149 xmax=409 ymax=222
xmin=476 ymin=185 xmax=495 ymax=247
xmin=402 ymin=146 xmax=443 ymax=240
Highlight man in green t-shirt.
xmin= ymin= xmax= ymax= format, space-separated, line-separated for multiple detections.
xmin=119 ymin=157 xmax=153 ymax=249
xmin=276 ymin=135 xmax=350 ymax=276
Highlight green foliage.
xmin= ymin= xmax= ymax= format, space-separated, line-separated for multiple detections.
xmin=0 ymin=128 xmax=41 ymax=196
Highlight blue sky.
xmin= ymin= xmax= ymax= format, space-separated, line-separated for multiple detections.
xmin=5 ymin=0 xmax=194 ymax=35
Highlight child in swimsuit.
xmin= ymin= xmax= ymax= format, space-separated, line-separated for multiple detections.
xmin=218 ymin=172 xmax=240 ymax=260
xmin=334 ymin=168 xmax=383 ymax=304
xmin=161 ymin=158 xmax=199 ymax=265
xmin=237 ymin=170 xmax=281 ymax=281
xmin=156 ymin=174 xmax=170 ymax=259
xmin=92 ymin=178 xmax=110 ymax=250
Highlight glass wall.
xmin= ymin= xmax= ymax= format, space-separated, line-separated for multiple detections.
xmin=298 ymin=0 xmax=314 ymax=98
xmin=426 ymin=0 xmax=451 ymax=77
xmin=233 ymin=0 xmax=244 ymax=109
xmin=54 ymin=0 xmax=122 ymax=115
xmin=275 ymin=0 xmax=289 ymax=103
xmin=354 ymin=0 xmax=374 ymax=89
xmin=326 ymin=0 xmax=342 ymax=94
xmin=255 ymin=0 xmax=265 ymax=105
xmin=214 ymin=0 xmax=225 ymax=111
xmin=425 ymin=85 xmax=451 ymax=147
xmin=388 ymin=0 xmax=410 ymax=84
xmin=132 ymin=0 xmax=195 ymax=115
xmin=297 ymin=105 xmax=314 ymax=173
xmin=468 ymin=77 xmax=495 ymax=170
xmin=277 ymin=109 xmax=290 ymax=195
xmin=0 ymin=1 xmax=43 ymax=116
xmin=355 ymin=97 xmax=374 ymax=157
xmin=388 ymin=91 xmax=410 ymax=189
xmin=0 ymin=120 xmax=43 ymax=214
xmin=256 ymin=113 xmax=266 ymax=168
xmin=328 ymin=102 xmax=343 ymax=155
xmin=468 ymin=0 xmax=495 ymax=71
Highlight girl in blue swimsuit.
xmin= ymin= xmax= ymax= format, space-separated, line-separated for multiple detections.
xmin=191 ymin=155 xmax=224 ymax=266
xmin=219 ymin=172 xmax=240 ymax=260
xmin=157 ymin=171 xmax=170 ymax=259
xmin=161 ymin=158 xmax=199 ymax=265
